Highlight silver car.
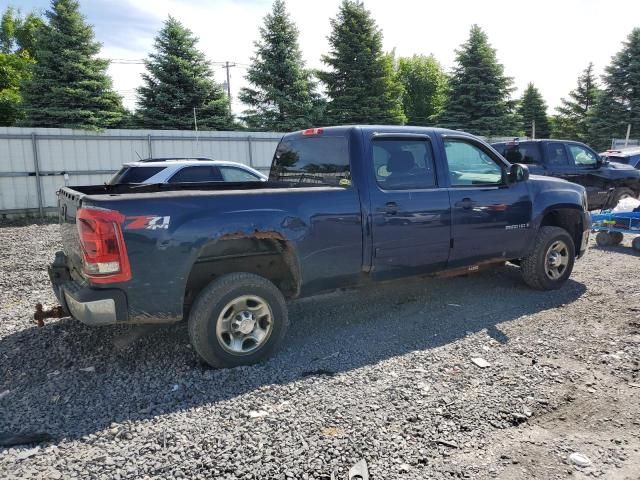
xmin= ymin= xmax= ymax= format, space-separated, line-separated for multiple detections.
xmin=109 ymin=157 xmax=268 ymax=185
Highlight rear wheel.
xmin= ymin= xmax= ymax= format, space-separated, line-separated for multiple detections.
xmin=610 ymin=187 xmax=636 ymax=208
xmin=521 ymin=226 xmax=575 ymax=290
xmin=632 ymin=237 xmax=640 ymax=252
xmin=188 ymin=273 xmax=289 ymax=368
xmin=608 ymin=231 xmax=624 ymax=245
xmin=595 ymin=231 xmax=612 ymax=247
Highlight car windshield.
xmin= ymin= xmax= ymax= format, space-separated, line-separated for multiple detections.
xmin=109 ymin=166 xmax=164 ymax=184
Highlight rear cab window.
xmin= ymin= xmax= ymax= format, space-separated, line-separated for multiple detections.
xmin=543 ymin=142 xmax=571 ymax=166
xmin=497 ymin=142 xmax=542 ymax=164
xmin=270 ymin=133 xmax=350 ymax=186
xmin=109 ymin=166 xmax=165 ymax=184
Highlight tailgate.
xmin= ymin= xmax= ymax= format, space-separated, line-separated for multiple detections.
xmin=57 ymin=187 xmax=86 ymax=276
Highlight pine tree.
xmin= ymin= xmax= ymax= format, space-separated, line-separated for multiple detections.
xmin=396 ymin=54 xmax=448 ymax=125
xmin=318 ymin=0 xmax=405 ymax=125
xmin=517 ymin=83 xmax=550 ymax=138
xmin=0 ymin=7 xmax=43 ymax=125
xmin=240 ymin=0 xmax=321 ymax=131
xmin=136 ymin=16 xmax=233 ymax=130
xmin=439 ymin=25 xmax=517 ymax=136
xmin=553 ymin=63 xmax=599 ymax=141
xmin=21 ymin=0 xmax=123 ymax=129
xmin=589 ymin=28 xmax=640 ymax=150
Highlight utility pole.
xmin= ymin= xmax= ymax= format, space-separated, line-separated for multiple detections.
xmin=532 ymin=119 xmax=536 ymax=140
xmin=624 ymin=123 xmax=631 ymax=147
xmin=223 ymin=61 xmax=236 ymax=115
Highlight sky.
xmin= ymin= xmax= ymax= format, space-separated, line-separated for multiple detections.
xmin=7 ymin=0 xmax=640 ymax=117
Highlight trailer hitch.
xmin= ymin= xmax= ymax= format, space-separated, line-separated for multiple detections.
xmin=33 ymin=303 xmax=65 ymax=327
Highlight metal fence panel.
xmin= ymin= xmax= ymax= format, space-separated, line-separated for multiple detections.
xmin=0 ymin=127 xmax=283 ymax=215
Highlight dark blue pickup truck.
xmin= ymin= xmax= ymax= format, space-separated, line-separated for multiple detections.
xmin=49 ymin=126 xmax=591 ymax=367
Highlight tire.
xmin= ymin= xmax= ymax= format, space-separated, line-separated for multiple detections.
xmin=632 ymin=237 xmax=640 ymax=252
xmin=595 ymin=231 xmax=612 ymax=247
xmin=608 ymin=231 xmax=624 ymax=245
xmin=610 ymin=187 xmax=636 ymax=208
xmin=521 ymin=226 xmax=576 ymax=290
xmin=188 ymin=273 xmax=289 ymax=368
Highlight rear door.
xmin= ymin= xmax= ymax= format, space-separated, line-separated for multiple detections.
xmin=443 ymin=136 xmax=532 ymax=266
xmin=368 ymin=134 xmax=451 ymax=277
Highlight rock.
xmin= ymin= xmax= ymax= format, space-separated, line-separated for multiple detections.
xmin=79 ymin=366 xmax=95 ymax=372
xmin=471 ymin=357 xmax=490 ymax=368
xmin=16 ymin=447 xmax=40 ymax=460
xmin=0 ymin=389 xmax=10 ymax=400
xmin=249 ymin=410 xmax=268 ymax=418
xmin=569 ymin=452 xmax=591 ymax=468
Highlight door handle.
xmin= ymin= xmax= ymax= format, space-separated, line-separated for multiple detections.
xmin=455 ymin=198 xmax=475 ymax=210
xmin=383 ymin=201 xmax=398 ymax=215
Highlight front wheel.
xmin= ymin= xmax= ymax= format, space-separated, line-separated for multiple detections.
xmin=188 ymin=273 xmax=289 ymax=368
xmin=520 ymin=226 xmax=575 ymax=290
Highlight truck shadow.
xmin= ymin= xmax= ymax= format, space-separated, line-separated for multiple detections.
xmin=0 ymin=265 xmax=586 ymax=443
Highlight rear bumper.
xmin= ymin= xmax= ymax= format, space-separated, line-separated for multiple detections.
xmin=49 ymin=251 xmax=128 ymax=326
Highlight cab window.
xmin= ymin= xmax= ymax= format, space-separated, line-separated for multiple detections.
xmin=544 ymin=143 xmax=570 ymax=166
xmin=372 ymin=138 xmax=437 ymax=190
xmin=169 ymin=166 xmax=223 ymax=183
xmin=444 ymin=139 xmax=503 ymax=186
xmin=219 ymin=167 xmax=260 ymax=182
xmin=568 ymin=144 xmax=598 ymax=167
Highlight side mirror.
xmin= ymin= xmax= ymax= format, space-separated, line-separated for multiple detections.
xmin=508 ymin=163 xmax=529 ymax=183
xmin=596 ymin=156 xmax=605 ymax=167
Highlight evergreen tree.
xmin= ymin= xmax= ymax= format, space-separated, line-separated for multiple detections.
xmin=21 ymin=0 xmax=123 ymax=129
xmin=439 ymin=25 xmax=517 ymax=136
xmin=589 ymin=28 xmax=640 ymax=150
xmin=136 ymin=16 xmax=233 ymax=130
xmin=517 ymin=83 xmax=550 ymax=138
xmin=240 ymin=0 xmax=321 ymax=131
xmin=396 ymin=54 xmax=448 ymax=125
xmin=553 ymin=63 xmax=599 ymax=141
xmin=318 ymin=0 xmax=405 ymax=125
xmin=0 ymin=6 xmax=43 ymax=126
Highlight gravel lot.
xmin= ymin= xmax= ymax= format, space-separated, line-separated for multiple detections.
xmin=0 ymin=222 xmax=639 ymax=480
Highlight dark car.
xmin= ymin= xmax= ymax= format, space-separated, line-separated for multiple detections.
xmin=49 ymin=126 xmax=591 ymax=368
xmin=492 ymin=139 xmax=640 ymax=209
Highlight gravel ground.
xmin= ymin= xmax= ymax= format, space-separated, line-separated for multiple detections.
xmin=0 ymin=223 xmax=639 ymax=480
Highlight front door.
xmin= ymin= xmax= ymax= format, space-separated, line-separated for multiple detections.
xmin=369 ymin=135 xmax=451 ymax=278
xmin=566 ymin=142 xmax=607 ymax=208
xmin=443 ymin=137 xmax=532 ymax=267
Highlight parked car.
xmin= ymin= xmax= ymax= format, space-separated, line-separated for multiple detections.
xmin=491 ymin=139 xmax=640 ymax=209
xmin=50 ymin=126 xmax=591 ymax=368
xmin=108 ymin=157 xmax=268 ymax=185
xmin=600 ymin=148 xmax=640 ymax=170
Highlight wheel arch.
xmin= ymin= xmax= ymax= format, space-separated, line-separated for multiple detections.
xmin=535 ymin=205 xmax=585 ymax=257
xmin=183 ymin=232 xmax=301 ymax=316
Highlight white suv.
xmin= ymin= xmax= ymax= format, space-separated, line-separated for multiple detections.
xmin=109 ymin=157 xmax=268 ymax=185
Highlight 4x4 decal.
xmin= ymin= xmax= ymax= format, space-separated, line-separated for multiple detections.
xmin=125 ymin=216 xmax=170 ymax=230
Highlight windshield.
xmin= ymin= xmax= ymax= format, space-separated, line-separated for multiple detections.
xmin=270 ymin=135 xmax=350 ymax=186
xmin=109 ymin=166 xmax=165 ymax=185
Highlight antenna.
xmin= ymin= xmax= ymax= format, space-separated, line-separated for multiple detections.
xmin=135 ymin=150 xmax=142 ymax=160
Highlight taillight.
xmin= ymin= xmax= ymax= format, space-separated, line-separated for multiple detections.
xmin=76 ymin=207 xmax=131 ymax=283
xmin=302 ymin=128 xmax=324 ymax=136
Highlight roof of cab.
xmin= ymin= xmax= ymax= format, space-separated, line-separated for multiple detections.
xmin=285 ymin=125 xmax=478 ymax=137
